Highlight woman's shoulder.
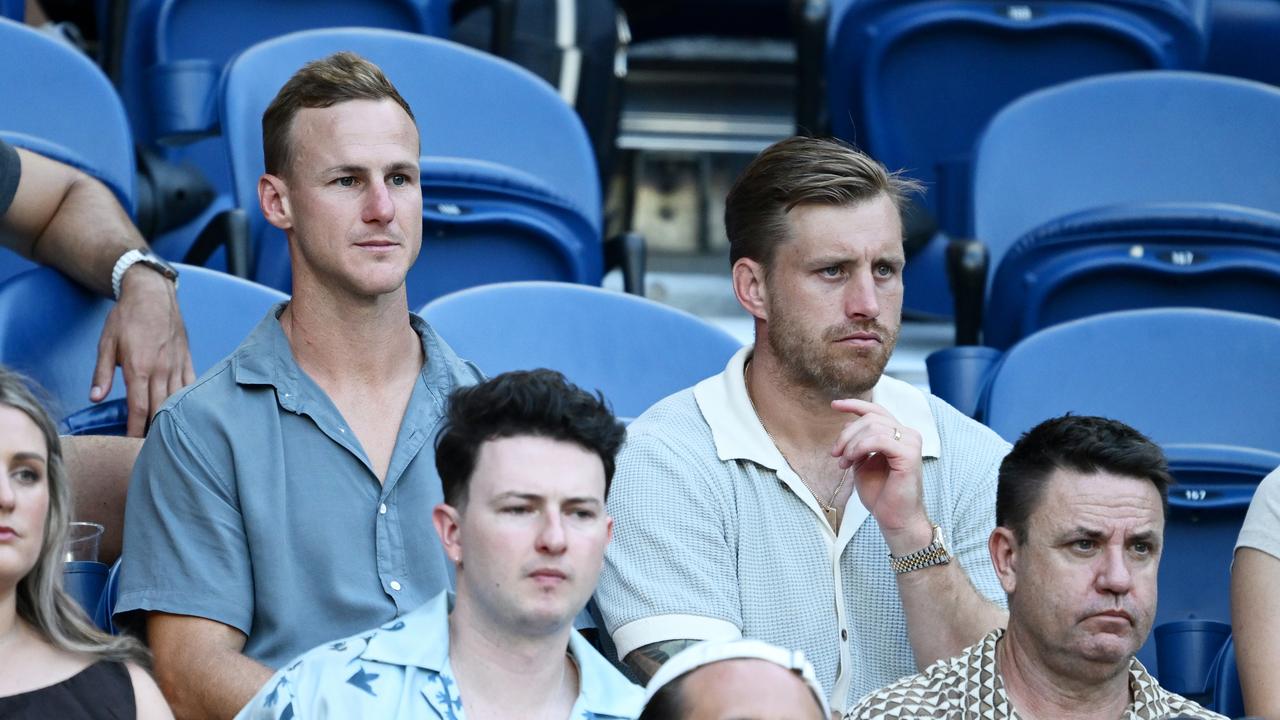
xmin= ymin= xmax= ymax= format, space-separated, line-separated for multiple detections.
xmin=124 ymin=663 xmax=174 ymax=720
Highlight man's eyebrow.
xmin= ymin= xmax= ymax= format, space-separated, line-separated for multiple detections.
xmin=563 ymin=497 xmax=604 ymax=508
xmin=1128 ymin=529 xmax=1160 ymax=545
xmin=491 ymin=492 xmax=544 ymax=503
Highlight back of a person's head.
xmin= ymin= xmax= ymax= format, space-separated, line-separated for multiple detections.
xmin=435 ymin=369 xmax=625 ymax=508
xmin=639 ymin=639 xmax=830 ymax=720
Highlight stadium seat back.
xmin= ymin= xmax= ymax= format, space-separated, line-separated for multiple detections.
xmin=984 ymin=203 xmax=1280 ymax=348
xmin=1142 ymin=445 xmax=1280 ymax=674
xmin=222 ymin=28 xmax=602 ymax=306
xmin=419 ymin=281 xmax=742 ymax=421
xmin=974 ymin=71 xmax=1280 ymax=282
xmin=0 ymin=19 xmax=137 ymax=286
xmin=0 ymin=264 xmax=287 ymax=420
xmin=824 ymin=1 xmax=1204 ymax=316
xmin=981 ymin=307 xmax=1280 ymax=453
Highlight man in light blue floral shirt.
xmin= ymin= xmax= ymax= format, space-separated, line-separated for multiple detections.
xmin=237 ymin=370 xmax=644 ymax=720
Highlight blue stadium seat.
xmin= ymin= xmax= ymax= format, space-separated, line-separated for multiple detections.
xmin=979 ymin=308 xmax=1280 ymax=453
xmin=973 ymin=71 xmax=1280 ymax=347
xmin=0 ymin=18 xmax=137 ymax=285
xmin=970 ymin=307 xmax=1280 ymax=677
xmin=985 ymin=203 xmax=1280 ymax=349
xmin=220 ymin=28 xmax=611 ymax=308
xmin=63 ymin=560 xmax=109 ymax=627
xmin=0 ymin=0 xmax=22 ymax=21
xmin=419 ymin=281 xmax=742 ymax=421
xmin=1149 ymin=445 xmax=1280 ymax=681
xmin=822 ymin=1 xmax=1207 ymax=316
xmin=0 ymin=264 xmax=287 ymax=421
xmin=115 ymin=0 xmax=448 ymax=264
xmin=1205 ymin=0 xmax=1280 ymax=87
xmin=1208 ymin=634 xmax=1245 ymax=717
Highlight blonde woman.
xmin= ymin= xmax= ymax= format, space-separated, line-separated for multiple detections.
xmin=0 ymin=368 xmax=171 ymax=718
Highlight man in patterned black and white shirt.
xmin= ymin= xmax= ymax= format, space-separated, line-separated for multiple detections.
xmin=847 ymin=415 xmax=1224 ymax=720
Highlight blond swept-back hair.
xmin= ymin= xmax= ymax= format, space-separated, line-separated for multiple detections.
xmin=3 ymin=368 xmax=149 ymax=668
xmin=262 ymin=51 xmax=416 ymax=176
xmin=724 ymin=135 xmax=922 ymax=268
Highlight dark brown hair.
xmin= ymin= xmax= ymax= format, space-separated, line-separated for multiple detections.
xmin=997 ymin=414 xmax=1173 ymax=543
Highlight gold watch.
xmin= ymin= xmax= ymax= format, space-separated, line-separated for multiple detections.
xmin=888 ymin=524 xmax=951 ymax=574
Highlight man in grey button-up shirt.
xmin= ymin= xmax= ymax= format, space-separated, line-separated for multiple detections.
xmin=116 ymin=53 xmax=481 ymax=719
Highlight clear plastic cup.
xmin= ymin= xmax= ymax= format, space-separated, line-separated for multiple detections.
xmin=63 ymin=521 xmax=105 ymax=563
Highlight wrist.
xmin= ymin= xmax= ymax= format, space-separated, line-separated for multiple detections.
xmin=881 ymin=515 xmax=936 ymax=557
xmin=112 ymin=249 xmax=178 ymax=300
xmin=119 ymin=261 xmax=176 ymax=298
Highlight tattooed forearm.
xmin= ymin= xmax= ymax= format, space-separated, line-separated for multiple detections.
xmin=624 ymin=639 xmax=702 ymax=684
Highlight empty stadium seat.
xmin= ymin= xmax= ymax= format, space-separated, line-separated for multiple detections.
xmin=971 ymin=71 xmax=1280 ymax=347
xmin=220 ymin=28 xmax=631 ymax=307
xmin=0 ymin=17 xmax=136 ymax=285
xmin=1205 ymin=0 xmax=1280 ymax=87
xmin=0 ymin=0 xmax=22 ymax=21
xmin=816 ymin=1 xmax=1207 ymax=316
xmin=0 ymin=264 xmax=287 ymax=421
xmin=978 ymin=308 xmax=1280 ymax=452
xmin=1208 ymin=634 xmax=1245 ymax=717
xmin=419 ymin=281 xmax=742 ymax=420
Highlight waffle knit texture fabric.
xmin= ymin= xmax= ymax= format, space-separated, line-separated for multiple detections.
xmin=597 ymin=348 xmax=1012 ymax=712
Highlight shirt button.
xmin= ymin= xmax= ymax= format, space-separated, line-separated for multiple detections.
xmin=841 ymin=628 xmax=848 ymax=641
xmin=390 ymin=580 xmax=402 ymax=591
xmin=339 ymin=427 xmax=346 ymax=434
xmin=379 ymin=503 xmax=387 ymax=515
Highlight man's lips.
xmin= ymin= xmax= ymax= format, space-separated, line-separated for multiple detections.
xmin=1090 ymin=609 xmax=1134 ymax=624
xmin=836 ymin=331 xmax=882 ymax=344
xmin=529 ymin=568 xmax=568 ymax=581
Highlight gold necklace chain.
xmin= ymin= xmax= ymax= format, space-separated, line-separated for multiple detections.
xmin=744 ymin=362 xmax=850 ymax=526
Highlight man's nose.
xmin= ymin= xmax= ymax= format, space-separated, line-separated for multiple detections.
xmin=362 ymin=181 xmax=396 ymax=224
xmin=843 ymin=268 xmax=880 ymax=319
xmin=536 ymin=513 xmax=567 ymax=554
xmin=1095 ymin=545 xmax=1134 ymax=595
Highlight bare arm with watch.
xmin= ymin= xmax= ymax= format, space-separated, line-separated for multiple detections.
xmin=831 ymin=398 xmax=1008 ymax=669
xmin=1 ymin=143 xmax=193 ymax=436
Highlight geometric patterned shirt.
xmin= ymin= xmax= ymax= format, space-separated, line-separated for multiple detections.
xmin=235 ymin=592 xmax=644 ymax=720
xmin=845 ymin=629 xmax=1226 ymax=720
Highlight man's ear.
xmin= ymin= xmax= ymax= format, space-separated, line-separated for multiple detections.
xmin=259 ymin=173 xmax=294 ymax=231
xmin=432 ymin=503 xmax=464 ymax=567
xmin=989 ymin=527 xmax=1019 ymax=595
xmin=732 ymin=257 xmax=769 ymax=322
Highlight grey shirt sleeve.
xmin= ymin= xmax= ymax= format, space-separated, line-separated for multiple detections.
xmin=596 ymin=425 xmax=743 ymax=654
xmin=0 ymin=139 xmax=20 ymax=218
xmin=116 ymin=406 xmax=255 ymax=633
xmin=1237 ymin=466 xmax=1280 ymax=558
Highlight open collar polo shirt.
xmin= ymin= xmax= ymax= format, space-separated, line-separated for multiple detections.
xmin=236 ymin=591 xmax=644 ymax=720
xmin=598 ymin=346 xmax=1011 ymax=712
xmin=117 ymin=303 xmax=484 ymax=669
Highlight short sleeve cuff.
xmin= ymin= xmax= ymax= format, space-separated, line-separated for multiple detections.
xmin=1235 ymin=531 xmax=1280 ymax=560
xmin=611 ymin=614 xmax=741 ymax=660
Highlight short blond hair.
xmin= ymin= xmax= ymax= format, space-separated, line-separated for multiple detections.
xmin=724 ymin=136 xmax=921 ymax=268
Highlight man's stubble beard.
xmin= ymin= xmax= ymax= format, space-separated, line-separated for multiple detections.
xmin=764 ymin=300 xmax=899 ymax=402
